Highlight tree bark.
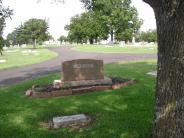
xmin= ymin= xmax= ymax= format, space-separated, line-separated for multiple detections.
xmin=0 ymin=50 xmax=2 ymax=56
xmin=89 ymin=38 xmax=94 ymax=44
xmin=33 ymin=39 xmax=36 ymax=49
xmin=143 ymin=0 xmax=184 ymax=138
xmin=110 ymin=30 xmax=114 ymax=42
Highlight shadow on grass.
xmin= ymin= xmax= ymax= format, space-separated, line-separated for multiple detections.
xmin=0 ymin=61 xmax=156 ymax=138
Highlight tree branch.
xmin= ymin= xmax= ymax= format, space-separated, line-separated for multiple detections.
xmin=142 ymin=0 xmax=161 ymax=7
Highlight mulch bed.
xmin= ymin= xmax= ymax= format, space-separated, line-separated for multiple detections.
xmin=26 ymin=77 xmax=135 ymax=98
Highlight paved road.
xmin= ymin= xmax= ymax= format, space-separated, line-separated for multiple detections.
xmin=0 ymin=47 xmax=156 ymax=86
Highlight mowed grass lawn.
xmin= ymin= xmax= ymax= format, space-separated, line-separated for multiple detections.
xmin=0 ymin=60 xmax=156 ymax=138
xmin=0 ymin=48 xmax=57 ymax=70
xmin=72 ymin=45 xmax=157 ymax=54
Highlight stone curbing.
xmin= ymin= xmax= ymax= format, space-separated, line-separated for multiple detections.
xmin=26 ymin=79 xmax=135 ymax=98
xmin=111 ymin=79 xmax=135 ymax=90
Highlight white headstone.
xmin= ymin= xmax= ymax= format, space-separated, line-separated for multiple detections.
xmin=0 ymin=59 xmax=7 ymax=63
xmin=120 ymin=41 xmax=125 ymax=47
xmin=147 ymin=71 xmax=157 ymax=77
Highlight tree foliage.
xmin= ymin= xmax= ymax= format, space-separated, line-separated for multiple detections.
xmin=0 ymin=0 xmax=13 ymax=55
xmin=66 ymin=0 xmax=142 ymax=44
xmin=6 ymin=18 xmax=50 ymax=48
xmin=137 ymin=29 xmax=157 ymax=42
xmin=58 ymin=35 xmax=67 ymax=43
xmin=65 ymin=11 xmax=108 ymax=44
xmin=80 ymin=0 xmax=142 ymax=42
xmin=0 ymin=36 xmax=4 ymax=55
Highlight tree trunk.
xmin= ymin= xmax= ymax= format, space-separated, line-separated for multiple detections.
xmin=95 ymin=38 xmax=98 ymax=44
xmin=110 ymin=30 xmax=114 ymax=42
xmin=0 ymin=50 xmax=2 ymax=56
xmin=89 ymin=38 xmax=94 ymax=44
xmin=150 ymin=2 xmax=184 ymax=138
xmin=33 ymin=39 xmax=36 ymax=49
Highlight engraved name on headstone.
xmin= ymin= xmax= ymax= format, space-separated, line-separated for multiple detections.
xmin=62 ymin=59 xmax=104 ymax=82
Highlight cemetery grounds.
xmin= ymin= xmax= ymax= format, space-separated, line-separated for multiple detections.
xmin=0 ymin=47 xmax=57 ymax=70
xmin=72 ymin=44 xmax=157 ymax=54
xmin=0 ymin=58 xmax=156 ymax=138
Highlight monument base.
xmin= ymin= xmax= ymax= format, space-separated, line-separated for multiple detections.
xmin=25 ymin=77 xmax=135 ymax=98
xmin=61 ymin=77 xmax=112 ymax=88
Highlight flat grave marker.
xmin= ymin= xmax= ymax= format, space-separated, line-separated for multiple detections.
xmin=53 ymin=114 xmax=88 ymax=128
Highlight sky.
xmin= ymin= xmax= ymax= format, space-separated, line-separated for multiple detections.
xmin=3 ymin=0 xmax=156 ymax=39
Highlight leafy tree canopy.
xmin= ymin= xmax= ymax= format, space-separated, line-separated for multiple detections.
xmin=137 ymin=29 xmax=157 ymax=42
xmin=66 ymin=0 xmax=142 ymax=43
xmin=0 ymin=0 xmax=13 ymax=55
xmin=6 ymin=18 xmax=50 ymax=48
xmin=65 ymin=11 xmax=109 ymax=44
xmin=58 ymin=35 xmax=67 ymax=43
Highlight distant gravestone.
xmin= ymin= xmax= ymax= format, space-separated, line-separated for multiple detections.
xmin=61 ymin=59 xmax=112 ymax=87
xmin=3 ymin=47 xmax=8 ymax=50
xmin=0 ymin=59 xmax=6 ymax=63
xmin=120 ymin=41 xmax=125 ymax=47
xmin=147 ymin=71 xmax=157 ymax=77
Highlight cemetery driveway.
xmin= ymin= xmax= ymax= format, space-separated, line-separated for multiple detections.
xmin=0 ymin=47 xmax=156 ymax=86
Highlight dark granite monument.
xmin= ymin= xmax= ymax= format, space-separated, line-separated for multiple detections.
xmin=61 ymin=59 xmax=112 ymax=87
xmin=25 ymin=59 xmax=135 ymax=98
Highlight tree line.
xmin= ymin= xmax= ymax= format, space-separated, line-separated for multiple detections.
xmin=0 ymin=0 xmax=13 ymax=55
xmin=136 ymin=29 xmax=157 ymax=43
xmin=1 ymin=0 xmax=157 ymax=50
xmin=58 ymin=29 xmax=157 ymax=44
xmin=65 ymin=0 xmax=143 ymax=44
xmin=6 ymin=18 xmax=51 ymax=48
